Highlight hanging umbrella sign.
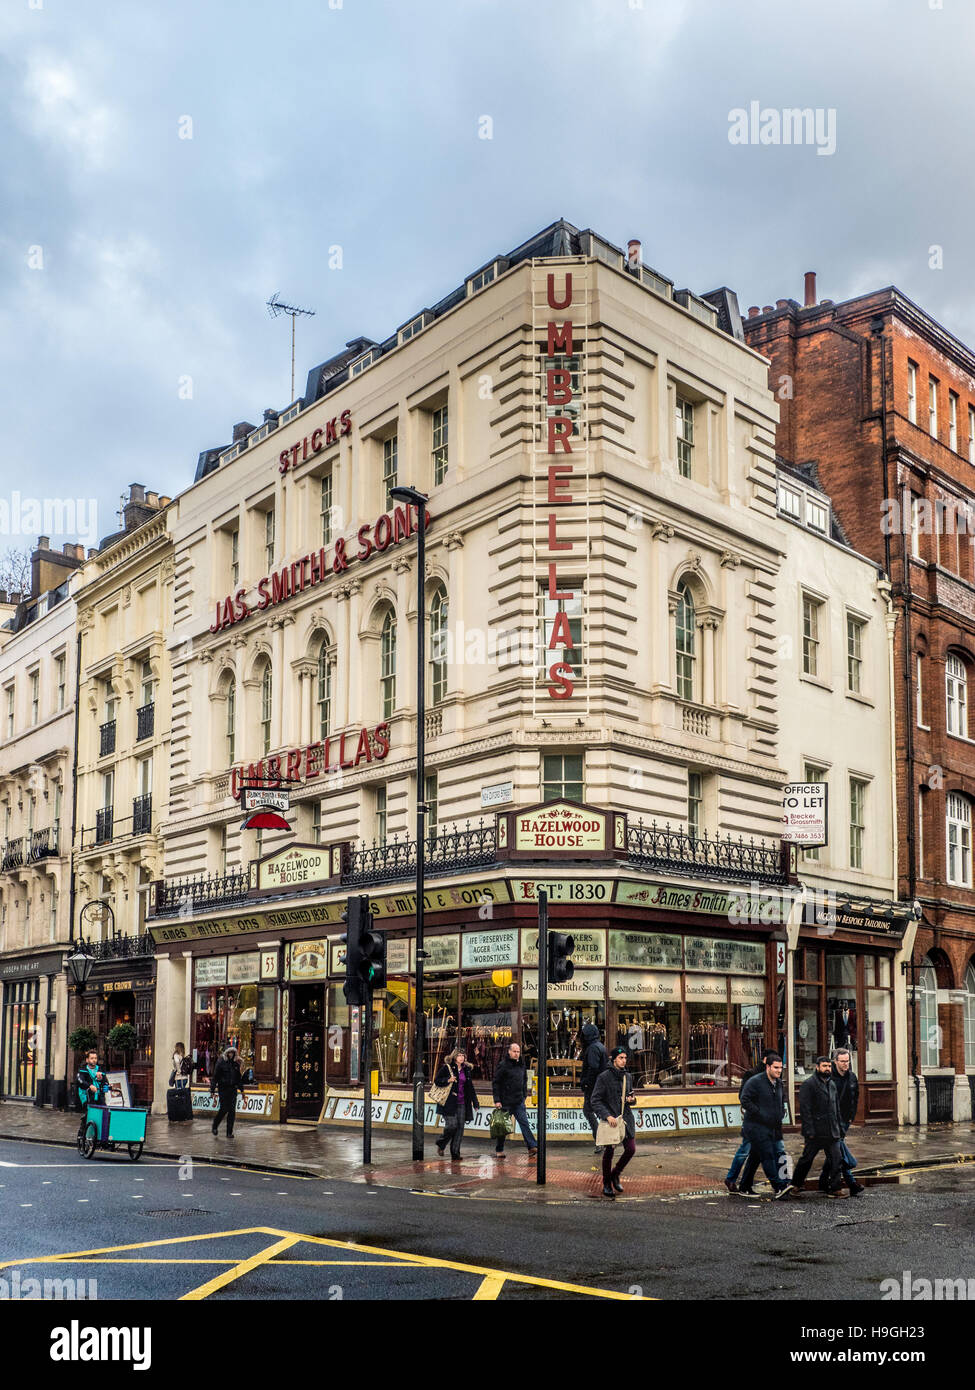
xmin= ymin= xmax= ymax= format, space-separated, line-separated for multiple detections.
xmin=241 ymin=785 xmax=291 ymax=812
xmin=240 ymin=809 xmax=292 ymax=832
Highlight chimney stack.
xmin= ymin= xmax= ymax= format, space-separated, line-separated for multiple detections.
xmin=804 ymin=271 xmax=817 ymax=307
xmin=627 ymin=239 xmax=642 ymax=272
xmin=747 ymin=306 xmax=760 ymax=318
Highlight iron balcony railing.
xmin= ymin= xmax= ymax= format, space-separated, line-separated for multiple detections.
xmin=94 ymin=807 xmax=113 ymax=845
xmin=149 ymin=819 xmax=789 ymax=917
xmin=99 ymin=720 xmax=116 ymax=757
xmin=153 ymin=870 xmax=251 ymax=917
xmin=86 ymin=931 xmax=155 ymax=961
xmin=132 ymin=794 xmax=152 ymax=836
xmin=136 ymin=702 xmax=154 ymax=742
xmin=28 ymin=825 xmax=59 ymax=862
xmin=1 ymin=838 xmax=25 ymax=872
xmin=626 ymin=819 xmax=789 ymax=885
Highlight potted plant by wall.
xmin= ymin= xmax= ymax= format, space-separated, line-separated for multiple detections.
xmin=106 ymin=1022 xmax=138 ymax=1070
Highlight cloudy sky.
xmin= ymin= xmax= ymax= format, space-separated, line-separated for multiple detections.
xmin=1 ymin=0 xmax=972 ymax=567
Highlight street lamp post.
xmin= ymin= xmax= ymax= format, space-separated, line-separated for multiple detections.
xmin=390 ymin=485 xmax=428 ymax=1161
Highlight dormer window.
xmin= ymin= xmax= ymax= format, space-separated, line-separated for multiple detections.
xmin=777 ymin=486 xmax=801 ymax=519
xmin=398 ymin=313 xmax=432 ymax=345
xmin=806 ymin=499 xmax=828 ymax=533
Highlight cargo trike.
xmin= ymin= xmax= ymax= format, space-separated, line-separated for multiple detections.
xmin=77 ymin=1102 xmax=148 ymax=1161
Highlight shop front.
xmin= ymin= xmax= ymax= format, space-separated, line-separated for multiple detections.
xmin=0 ymin=950 xmax=65 ymax=1102
xmin=79 ymin=957 xmax=157 ymax=1107
xmin=792 ymin=893 xmax=915 ymax=1123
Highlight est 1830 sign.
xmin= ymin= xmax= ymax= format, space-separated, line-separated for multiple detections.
xmin=781 ymin=783 xmax=828 ymax=846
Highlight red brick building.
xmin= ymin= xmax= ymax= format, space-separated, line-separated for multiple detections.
xmin=745 ymin=277 xmax=975 ymax=1123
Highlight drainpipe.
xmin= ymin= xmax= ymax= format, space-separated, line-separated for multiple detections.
xmin=876 ymin=574 xmax=898 ymax=891
xmin=64 ymin=624 xmax=83 ymax=1111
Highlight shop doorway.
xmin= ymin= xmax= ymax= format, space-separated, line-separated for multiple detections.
xmin=521 ymin=1001 xmax=605 ymax=1093
xmin=288 ymin=984 xmax=325 ymax=1117
xmin=610 ymin=1003 xmax=682 ymax=1088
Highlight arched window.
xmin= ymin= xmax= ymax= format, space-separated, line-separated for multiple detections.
xmin=946 ymin=653 xmax=968 ymax=736
xmin=260 ymin=665 xmax=272 ymax=756
xmin=317 ymin=640 xmax=332 ymax=739
xmin=380 ymin=611 xmax=396 ymax=720
xmin=225 ymin=680 xmax=236 ymax=765
xmin=946 ymin=791 xmax=972 ymax=886
xmin=964 ymin=961 xmax=975 ymax=1069
xmin=918 ymin=956 xmax=940 ymax=1069
xmin=675 ymin=580 xmax=696 ymax=702
xmin=430 ymin=587 xmax=448 ymax=707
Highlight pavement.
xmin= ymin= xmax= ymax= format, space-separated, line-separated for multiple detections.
xmin=1 ymin=1101 xmax=972 ymax=1202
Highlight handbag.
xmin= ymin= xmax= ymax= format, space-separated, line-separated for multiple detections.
xmin=427 ymin=1065 xmax=455 ymax=1107
xmin=595 ymin=1076 xmax=629 ymax=1148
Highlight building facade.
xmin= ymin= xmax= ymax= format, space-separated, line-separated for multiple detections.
xmin=0 ymin=541 xmax=83 ymax=1105
xmin=143 ymin=221 xmax=912 ymax=1133
xmin=746 ymin=279 xmax=975 ymax=1122
xmin=71 ymin=487 xmax=173 ymax=1106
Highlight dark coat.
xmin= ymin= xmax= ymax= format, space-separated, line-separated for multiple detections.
xmin=589 ymin=1065 xmax=636 ymax=1140
xmin=579 ymin=1024 xmax=610 ymax=1092
xmin=434 ymin=1063 xmax=480 ymax=1121
xmin=492 ymin=1055 xmax=529 ymax=1109
xmin=798 ymin=1071 xmax=842 ymax=1141
xmin=831 ymin=1064 xmax=859 ymax=1128
xmin=211 ymin=1057 xmax=244 ymax=1097
xmin=739 ymin=1072 xmax=786 ymax=1141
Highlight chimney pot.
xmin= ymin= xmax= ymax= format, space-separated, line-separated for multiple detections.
xmin=747 ymin=305 xmax=760 ymax=318
xmin=626 ymin=239 xmax=642 ymax=271
xmin=37 ymin=536 xmax=50 ymax=550
xmin=775 ymin=299 xmax=790 ymax=310
xmin=762 ymin=305 xmax=774 ymax=314
xmin=159 ymin=496 xmax=171 ymax=506
xmin=804 ymin=271 xmax=817 ymax=307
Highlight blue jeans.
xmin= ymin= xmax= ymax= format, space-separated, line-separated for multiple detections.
xmin=495 ymin=1100 xmax=537 ymax=1152
xmin=727 ymin=1137 xmax=787 ymax=1185
xmin=738 ymin=1134 xmax=790 ymax=1192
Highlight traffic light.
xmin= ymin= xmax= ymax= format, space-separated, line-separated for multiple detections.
xmin=340 ymin=894 xmax=370 ymax=1005
xmin=340 ymin=894 xmax=385 ymax=1000
xmin=547 ymin=931 xmax=575 ymax=984
xmin=358 ymin=920 xmax=387 ymax=991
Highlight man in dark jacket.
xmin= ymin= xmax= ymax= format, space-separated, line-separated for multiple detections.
xmin=579 ymin=1022 xmax=610 ymax=1151
xmin=210 ymin=1046 xmax=247 ymax=1138
xmin=779 ymin=1055 xmax=852 ymax=1199
xmin=822 ymin=1048 xmax=864 ymax=1195
xmin=591 ymin=1047 xmax=638 ymax=1197
xmin=492 ymin=1041 xmax=538 ymax=1158
xmin=735 ymin=1053 xmax=793 ymax=1197
xmin=724 ymin=1049 xmax=783 ymax=1192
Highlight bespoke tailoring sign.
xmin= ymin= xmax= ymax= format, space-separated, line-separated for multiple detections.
xmin=209 ymin=503 xmax=431 ymax=633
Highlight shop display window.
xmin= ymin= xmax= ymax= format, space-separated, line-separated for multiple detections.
xmin=730 ymin=1002 xmax=766 ymax=1081
xmin=865 ymin=988 xmax=892 ymax=1080
xmin=685 ymin=1001 xmax=729 ymax=1085
xmin=422 ymin=980 xmax=459 ymax=1080
xmin=192 ymin=985 xmax=256 ymax=1080
xmin=826 ymin=954 xmax=858 ymax=1057
xmin=521 ymin=1002 xmax=605 ymax=1091
xmin=456 ymin=976 xmax=514 ymax=1082
xmin=373 ymin=980 xmax=411 ymax=1084
xmin=793 ymin=984 xmax=821 ymax=1078
xmin=1 ymin=979 xmax=38 ymax=1098
xmin=614 ymin=1001 xmax=681 ymax=1087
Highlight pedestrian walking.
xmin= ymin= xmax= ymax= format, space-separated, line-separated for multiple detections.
xmin=76 ymin=1047 xmax=110 ymax=1143
xmin=167 ymin=1041 xmax=194 ymax=1123
xmin=724 ymin=1048 xmax=784 ymax=1192
xmin=735 ymin=1053 xmax=793 ymax=1197
xmin=434 ymin=1048 xmax=480 ymax=1160
xmin=210 ymin=1046 xmax=247 ymax=1138
xmin=579 ymin=1022 xmax=610 ymax=1153
xmin=778 ymin=1055 xmax=853 ymax=1199
xmin=590 ymin=1046 xmax=637 ymax=1199
xmin=491 ymin=1041 xmax=538 ymax=1160
xmin=823 ymin=1048 xmax=864 ymax=1195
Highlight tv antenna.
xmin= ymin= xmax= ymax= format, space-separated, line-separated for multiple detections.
xmin=266 ymin=293 xmax=316 ymax=403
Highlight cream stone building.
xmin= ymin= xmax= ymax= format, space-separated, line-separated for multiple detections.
xmin=0 ymin=541 xmax=84 ymax=1105
xmin=72 ymin=486 xmax=173 ymax=1106
xmin=773 ymin=463 xmax=918 ymax=1123
xmin=145 ymin=221 xmax=911 ymax=1134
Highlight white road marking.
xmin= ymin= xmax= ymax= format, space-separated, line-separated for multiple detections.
xmin=78 ymin=1199 xmax=89 ymax=1204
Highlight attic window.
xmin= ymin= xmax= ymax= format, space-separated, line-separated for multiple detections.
xmin=350 ymin=351 xmax=377 ymax=377
xmin=398 ymin=314 xmax=431 ymax=345
xmin=777 ymin=485 xmax=801 ymax=520
xmin=467 ymin=264 xmax=497 ymax=294
xmin=806 ymin=499 xmax=828 ymax=533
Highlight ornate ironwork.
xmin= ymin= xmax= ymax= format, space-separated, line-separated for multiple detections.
xmin=626 ymin=819 xmax=787 ymax=884
xmin=99 ymin=720 xmax=116 ymax=757
xmin=94 ymin=807 xmax=114 ymax=845
xmin=132 ymin=794 xmax=152 ymax=836
xmin=1 ymin=837 xmax=25 ymax=872
xmin=153 ymin=871 xmax=250 ymax=917
xmin=344 ymin=820 xmax=498 ymax=886
xmin=28 ymin=826 xmax=59 ymax=862
xmin=88 ymin=931 xmax=155 ymax=961
xmin=136 ymin=702 xmax=155 ymax=742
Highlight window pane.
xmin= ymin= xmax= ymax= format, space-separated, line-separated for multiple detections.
xmin=793 ymin=983 xmax=821 ymax=1078
xmin=864 ymin=988 xmax=892 ymax=1080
